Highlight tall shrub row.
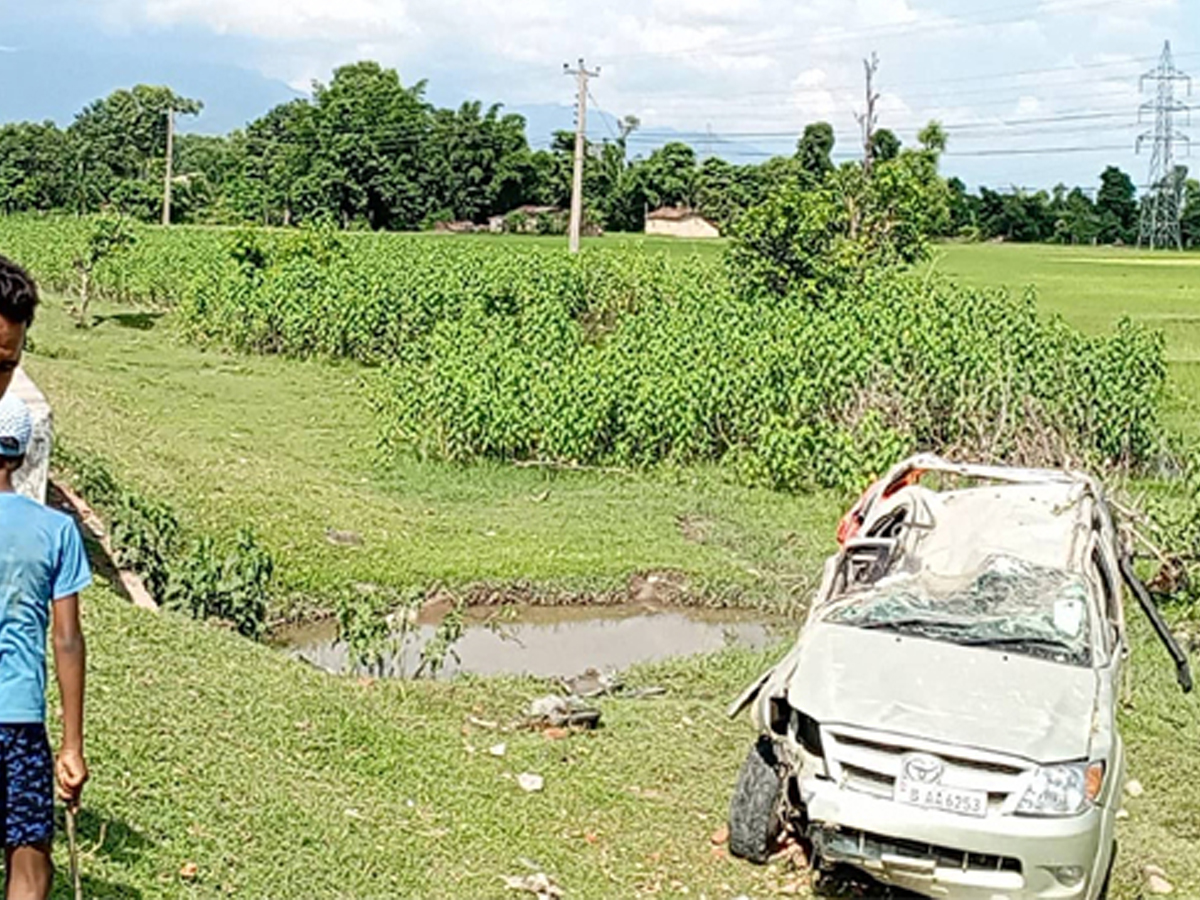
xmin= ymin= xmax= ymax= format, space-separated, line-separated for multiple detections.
xmin=376 ymin=266 xmax=1166 ymax=491
xmin=0 ymin=215 xmax=1171 ymax=493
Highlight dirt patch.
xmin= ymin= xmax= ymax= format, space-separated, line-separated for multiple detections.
xmin=675 ymin=514 xmax=714 ymax=544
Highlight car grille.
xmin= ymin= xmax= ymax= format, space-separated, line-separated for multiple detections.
xmin=822 ymin=726 xmax=1030 ymax=811
xmin=815 ymin=826 xmax=1023 ymax=874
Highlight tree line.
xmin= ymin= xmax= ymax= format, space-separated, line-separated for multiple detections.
xmin=947 ymin=166 xmax=1200 ymax=246
xmin=0 ymin=59 xmax=1197 ymax=246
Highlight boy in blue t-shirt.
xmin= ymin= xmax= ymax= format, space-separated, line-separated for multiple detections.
xmin=0 ymin=394 xmax=90 ymax=899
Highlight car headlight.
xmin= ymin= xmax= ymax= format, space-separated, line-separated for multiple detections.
xmin=1016 ymin=762 xmax=1104 ymax=816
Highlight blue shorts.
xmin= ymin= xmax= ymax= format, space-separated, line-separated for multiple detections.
xmin=0 ymin=725 xmax=53 ymax=847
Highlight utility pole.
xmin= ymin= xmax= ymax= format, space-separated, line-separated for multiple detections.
xmin=856 ymin=52 xmax=880 ymax=177
xmin=1137 ymin=40 xmax=1192 ymax=250
xmin=162 ymin=106 xmax=175 ymax=227
xmin=564 ymin=58 xmax=600 ymax=253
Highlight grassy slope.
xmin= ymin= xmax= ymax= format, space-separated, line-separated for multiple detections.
xmin=54 ymin=580 xmax=1199 ymax=899
xmin=26 ymin=300 xmax=835 ymax=618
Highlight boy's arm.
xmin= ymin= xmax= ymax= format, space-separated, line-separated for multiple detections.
xmin=52 ymin=593 xmax=87 ymax=809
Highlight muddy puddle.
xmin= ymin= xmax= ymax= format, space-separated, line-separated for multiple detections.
xmin=274 ymin=604 xmax=789 ymax=679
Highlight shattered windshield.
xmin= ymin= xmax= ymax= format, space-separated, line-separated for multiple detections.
xmin=823 ymin=556 xmax=1092 ymax=666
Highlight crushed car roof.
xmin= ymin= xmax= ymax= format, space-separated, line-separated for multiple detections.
xmin=902 ymin=481 xmax=1091 ymax=575
xmin=856 ymin=454 xmax=1101 ymax=577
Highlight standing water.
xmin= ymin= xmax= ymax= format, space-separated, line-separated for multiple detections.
xmin=274 ymin=604 xmax=788 ymax=679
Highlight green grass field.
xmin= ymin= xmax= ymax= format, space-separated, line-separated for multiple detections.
xmin=21 ymin=239 xmax=1200 ymax=898
xmin=53 ymin=581 xmax=1200 ymax=899
xmin=933 ymin=243 xmax=1200 ymax=438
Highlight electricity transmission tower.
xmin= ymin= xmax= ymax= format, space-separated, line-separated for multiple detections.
xmin=564 ymin=59 xmax=600 ymax=254
xmin=1136 ymin=41 xmax=1191 ymax=250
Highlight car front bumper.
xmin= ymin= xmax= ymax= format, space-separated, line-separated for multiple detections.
xmin=801 ymin=774 xmax=1115 ymax=899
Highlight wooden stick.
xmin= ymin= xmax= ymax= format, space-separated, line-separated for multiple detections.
xmin=66 ymin=806 xmax=83 ymax=900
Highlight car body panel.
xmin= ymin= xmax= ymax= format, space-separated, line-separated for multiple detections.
xmin=785 ymin=622 xmax=1098 ymax=762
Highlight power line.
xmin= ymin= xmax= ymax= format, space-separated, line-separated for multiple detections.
xmin=588 ymin=88 xmax=621 ymax=143
xmin=630 ymin=110 xmax=1137 ymax=140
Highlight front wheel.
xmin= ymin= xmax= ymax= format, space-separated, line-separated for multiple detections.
xmin=728 ymin=736 xmax=784 ymax=864
xmin=1095 ymin=841 xmax=1116 ymax=900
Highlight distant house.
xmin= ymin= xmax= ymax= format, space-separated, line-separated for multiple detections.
xmin=645 ymin=207 xmax=721 ymax=239
xmin=488 ymin=205 xmax=566 ymax=234
xmin=433 ymin=219 xmax=479 ymax=234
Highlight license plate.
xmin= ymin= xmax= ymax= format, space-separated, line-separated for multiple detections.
xmin=894 ymin=779 xmax=987 ymax=818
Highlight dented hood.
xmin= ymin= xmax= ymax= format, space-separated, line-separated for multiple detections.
xmin=787 ymin=622 xmax=1098 ymax=762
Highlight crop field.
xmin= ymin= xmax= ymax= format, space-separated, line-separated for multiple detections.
xmin=0 ymin=218 xmax=1196 ymax=898
xmin=933 ymin=242 xmax=1200 ymax=438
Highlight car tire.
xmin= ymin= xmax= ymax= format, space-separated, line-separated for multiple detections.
xmin=1096 ymin=841 xmax=1116 ymax=900
xmin=728 ymin=736 xmax=784 ymax=864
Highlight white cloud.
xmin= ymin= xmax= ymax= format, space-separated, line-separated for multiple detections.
xmin=101 ymin=0 xmax=1190 ymax=185
xmin=1015 ymin=95 xmax=1041 ymax=116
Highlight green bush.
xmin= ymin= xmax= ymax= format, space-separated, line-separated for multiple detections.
xmin=55 ymin=447 xmax=274 ymax=638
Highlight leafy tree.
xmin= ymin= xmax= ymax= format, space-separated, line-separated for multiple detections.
xmin=917 ymin=120 xmax=947 ymax=154
xmin=945 ymin=176 xmax=978 ymax=236
xmin=309 ymin=61 xmax=433 ymax=229
xmin=229 ymin=100 xmax=318 ymax=226
xmin=977 ymin=188 xmax=1053 ymax=242
xmin=68 ymin=85 xmax=202 ymax=218
xmin=795 ymin=122 xmax=835 ymax=182
xmin=729 ymin=149 xmax=948 ymax=299
xmin=1051 ymin=186 xmax=1100 ymax=245
xmin=73 ymin=215 xmax=136 ymax=326
xmin=870 ymin=128 xmax=901 ymax=164
xmin=0 ymin=122 xmax=72 ymax=212
xmin=639 ymin=142 xmax=697 ymax=209
xmin=1182 ymin=176 xmax=1200 ymax=249
xmin=426 ymin=101 xmax=533 ymax=222
xmin=1096 ymin=165 xmax=1138 ymax=244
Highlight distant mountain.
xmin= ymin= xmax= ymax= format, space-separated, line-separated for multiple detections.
xmin=0 ymin=12 xmax=300 ymax=133
xmin=505 ymin=103 xmax=782 ymax=164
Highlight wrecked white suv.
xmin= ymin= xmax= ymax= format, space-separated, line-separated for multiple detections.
xmin=728 ymin=455 xmax=1192 ymax=900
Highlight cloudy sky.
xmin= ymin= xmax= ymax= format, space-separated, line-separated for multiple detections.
xmin=3 ymin=0 xmax=1197 ymax=189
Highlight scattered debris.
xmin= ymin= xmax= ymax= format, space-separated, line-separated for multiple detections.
xmin=770 ymin=834 xmax=809 ymax=868
xmin=624 ymin=686 xmax=667 ymax=700
xmin=559 ymin=668 xmax=621 ymax=698
xmin=502 ymin=872 xmax=563 ymax=898
xmin=517 ymin=772 xmax=545 ymax=793
xmin=343 ymin=808 xmax=364 ymax=820
xmin=526 ymin=694 xmax=601 ymax=729
xmin=710 ymin=825 xmax=729 ymax=846
xmin=1145 ymin=864 xmax=1174 ymax=895
xmin=542 ymin=727 xmax=570 ymax=741
xmin=468 ymin=715 xmax=499 ymax=730
xmin=1116 ymin=808 xmax=1130 ymax=820
xmin=179 ymin=862 xmax=199 ymax=881
xmin=489 ymin=742 xmax=507 ymax=758
xmin=1125 ymin=779 xmax=1145 ymax=798
xmin=325 ymin=528 xmax=364 ymax=547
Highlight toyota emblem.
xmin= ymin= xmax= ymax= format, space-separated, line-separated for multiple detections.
xmin=901 ymin=753 xmax=945 ymax=784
